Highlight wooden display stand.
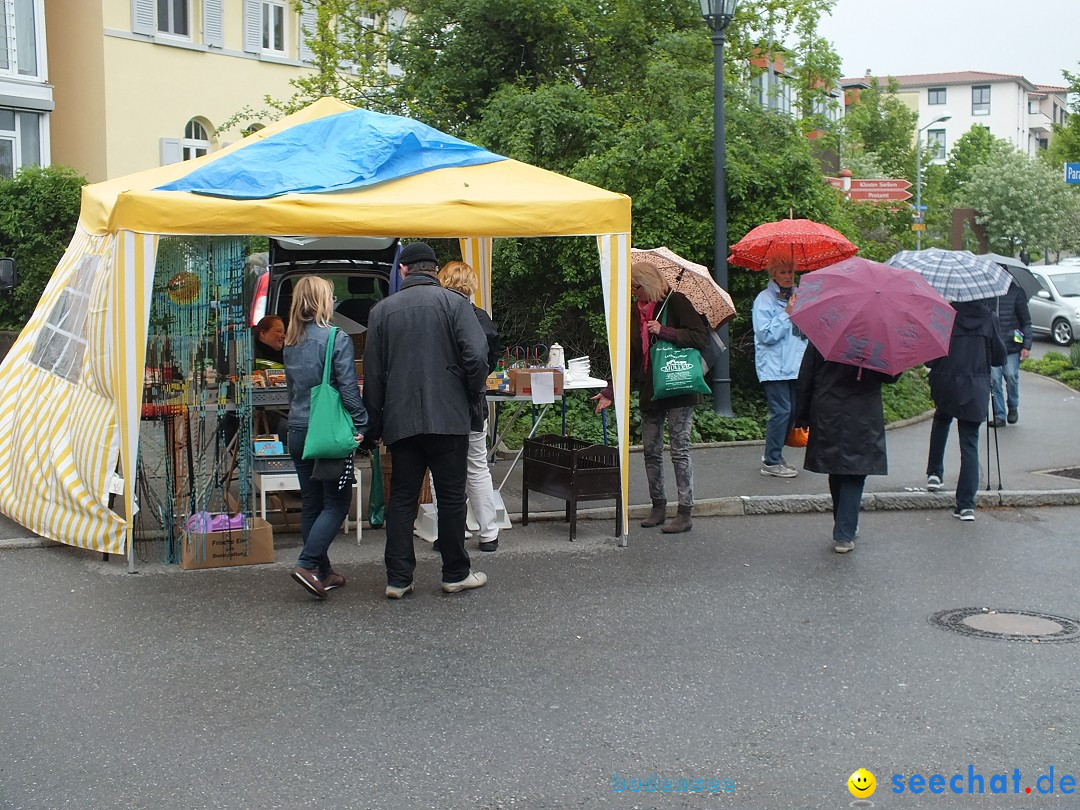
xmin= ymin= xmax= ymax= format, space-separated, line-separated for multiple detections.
xmin=521 ymin=434 xmax=621 ymax=541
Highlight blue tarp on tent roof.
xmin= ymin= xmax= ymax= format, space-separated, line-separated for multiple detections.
xmin=155 ymin=108 xmax=506 ymax=199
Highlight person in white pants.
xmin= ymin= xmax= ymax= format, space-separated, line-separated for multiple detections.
xmin=439 ymin=261 xmax=502 ymax=551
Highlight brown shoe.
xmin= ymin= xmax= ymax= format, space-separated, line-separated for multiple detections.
xmin=661 ymin=506 xmax=693 ymax=534
xmin=291 ymin=566 xmax=327 ymax=599
xmin=321 ymin=570 xmax=347 ymax=591
xmin=640 ymin=499 xmax=667 ymax=528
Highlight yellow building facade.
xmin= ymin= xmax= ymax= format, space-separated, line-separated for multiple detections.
xmin=45 ymin=0 xmax=318 ymax=182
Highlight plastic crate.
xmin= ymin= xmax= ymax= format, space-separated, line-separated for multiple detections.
xmin=251 ymin=388 xmax=289 ymax=407
xmin=252 ymin=454 xmax=295 ymax=474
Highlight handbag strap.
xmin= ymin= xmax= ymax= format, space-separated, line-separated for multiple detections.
xmin=321 ymin=326 xmax=339 ymax=385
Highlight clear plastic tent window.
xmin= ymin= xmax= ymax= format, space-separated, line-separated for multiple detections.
xmin=29 ymin=254 xmax=100 ymax=384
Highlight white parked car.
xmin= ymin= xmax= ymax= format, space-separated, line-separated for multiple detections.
xmin=1029 ymin=265 xmax=1080 ymax=345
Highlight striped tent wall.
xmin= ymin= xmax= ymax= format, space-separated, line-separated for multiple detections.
xmin=597 ymin=233 xmax=631 ymax=545
xmin=459 ymin=237 xmax=493 ymax=313
xmin=0 ymin=225 xmax=156 ymax=554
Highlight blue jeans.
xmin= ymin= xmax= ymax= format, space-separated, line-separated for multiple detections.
xmin=288 ymin=428 xmax=353 ymax=575
xmin=990 ymin=352 xmax=1021 ymax=421
xmin=762 ymin=380 xmax=797 ymax=466
xmin=829 ymin=474 xmax=866 ymax=542
xmin=926 ymin=413 xmax=981 ymax=511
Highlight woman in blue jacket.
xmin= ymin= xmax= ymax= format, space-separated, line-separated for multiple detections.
xmin=752 ymin=257 xmax=808 ymax=478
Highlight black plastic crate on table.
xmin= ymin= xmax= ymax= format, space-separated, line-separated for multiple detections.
xmin=521 ymin=434 xmax=621 ymax=541
xmin=252 ymin=454 xmax=295 ymax=474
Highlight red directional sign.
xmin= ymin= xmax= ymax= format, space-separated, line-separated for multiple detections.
xmin=848 ymin=189 xmax=913 ymax=202
xmin=849 ymin=178 xmax=911 ymax=191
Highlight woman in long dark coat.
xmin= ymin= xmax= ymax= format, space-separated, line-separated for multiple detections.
xmin=795 ymin=345 xmax=899 ymax=553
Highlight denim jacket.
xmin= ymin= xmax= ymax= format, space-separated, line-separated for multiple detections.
xmin=284 ymin=323 xmax=368 ymax=434
xmin=752 ymin=280 xmax=807 ymax=382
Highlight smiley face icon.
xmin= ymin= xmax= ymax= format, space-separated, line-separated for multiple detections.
xmin=848 ymin=768 xmax=876 ymax=798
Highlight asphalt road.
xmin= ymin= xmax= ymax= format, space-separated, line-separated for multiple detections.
xmin=2 ymin=506 xmax=1078 ymax=809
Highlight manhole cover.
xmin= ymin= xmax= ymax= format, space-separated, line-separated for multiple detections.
xmin=928 ymin=608 xmax=1080 ymax=643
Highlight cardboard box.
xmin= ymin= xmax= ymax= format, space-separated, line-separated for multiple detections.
xmin=180 ymin=517 xmax=275 ymax=570
xmin=509 ymin=367 xmax=564 ymax=396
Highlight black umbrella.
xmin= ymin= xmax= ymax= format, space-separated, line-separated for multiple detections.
xmin=976 ymin=252 xmax=1041 ymax=299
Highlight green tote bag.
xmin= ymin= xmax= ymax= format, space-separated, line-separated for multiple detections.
xmin=302 ymin=327 xmax=359 ymax=460
xmin=650 ymin=301 xmax=711 ymax=399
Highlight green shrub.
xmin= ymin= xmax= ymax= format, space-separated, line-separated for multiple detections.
xmin=1056 ymin=369 xmax=1080 ymax=386
xmin=0 ymin=165 xmax=86 ymax=330
xmin=1071 ymin=343 xmax=1080 ymax=369
xmin=496 ymin=365 xmax=932 ymax=448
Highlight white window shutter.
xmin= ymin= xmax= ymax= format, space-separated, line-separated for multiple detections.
xmin=243 ymin=0 xmax=262 ymax=54
xmin=298 ymin=6 xmax=318 ymax=63
xmin=159 ymin=138 xmax=182 ymax=165
xmin=203 ymin=0 xmax=225 ymax=48
xmin=132 ymin=0 xmax=155 ymax=35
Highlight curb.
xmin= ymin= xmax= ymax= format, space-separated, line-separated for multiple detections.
xmin=5 ymin=488 xmax=1080 ymax=549
xmin=513 ymin=488 xmax=1080 ymax=524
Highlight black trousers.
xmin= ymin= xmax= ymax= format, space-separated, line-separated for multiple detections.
xmin=385 ymin=433 xmax=470 ymax=586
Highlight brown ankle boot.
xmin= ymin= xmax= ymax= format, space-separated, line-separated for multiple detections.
xmin=640 ymin=499 xmax=667 ymax=528
xmin=661 ymin=505 xmax=692 ymax=534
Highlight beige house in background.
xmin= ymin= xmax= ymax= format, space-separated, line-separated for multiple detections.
xmin=44 ymin=0 xmax=321 ymax=182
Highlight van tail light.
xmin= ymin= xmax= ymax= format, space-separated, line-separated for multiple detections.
xmin=251 ymin=272 xmax=269 ymax=325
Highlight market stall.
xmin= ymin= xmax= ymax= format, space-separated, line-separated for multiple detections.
xmin=0 ymin=98 xmax=633 ymax=559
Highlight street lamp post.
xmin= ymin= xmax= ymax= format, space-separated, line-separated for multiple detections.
xmin=915 ymin=112 xmax=952 ymax=250
xmin=699 ymin=0 xmax=738 ymax=417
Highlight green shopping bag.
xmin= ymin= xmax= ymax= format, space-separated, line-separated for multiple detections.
xmin=650 ymin=301 xmax=711 ymax=399
xmin=302 ymin=327 xmax=360 ymax=459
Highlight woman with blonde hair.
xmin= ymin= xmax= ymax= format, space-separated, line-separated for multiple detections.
xmin=592 ymin=260 xmax=707 ymax=533
xmin=283 ymin=276 xmax=367 ymax=599
xmin=437 ymin=260 xmax=502 ymax=551
xmin=752 ymin=253 xmax=806 ymax=478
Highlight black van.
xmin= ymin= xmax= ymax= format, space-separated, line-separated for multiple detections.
xmin=250 ymin=236 xmax=401 ymax=330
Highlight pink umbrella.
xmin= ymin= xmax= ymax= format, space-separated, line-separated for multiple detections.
xmin=790 ymin=257 xmax=955 ymax=375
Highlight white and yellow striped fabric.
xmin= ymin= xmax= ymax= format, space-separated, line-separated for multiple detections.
xmin=0 ymin=225 xmax=156 ymax=553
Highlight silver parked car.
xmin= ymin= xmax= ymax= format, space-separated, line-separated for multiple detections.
xmin=1029 ymin=265 xmax=1080 ymax=345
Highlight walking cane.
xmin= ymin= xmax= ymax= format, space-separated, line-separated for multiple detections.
xmin=985 ymin=397 xmax=1004 ymax=491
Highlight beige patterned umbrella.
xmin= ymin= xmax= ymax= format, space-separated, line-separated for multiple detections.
xmin=631 ymin=246 xmax=737 ymax=328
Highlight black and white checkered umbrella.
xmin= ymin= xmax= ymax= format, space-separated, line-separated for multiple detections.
xmin=886 ymin=248 xmax=1012 ymax=303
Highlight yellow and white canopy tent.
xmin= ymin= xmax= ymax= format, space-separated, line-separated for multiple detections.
xmin=0 ymin=97 xmax=633 ymax=557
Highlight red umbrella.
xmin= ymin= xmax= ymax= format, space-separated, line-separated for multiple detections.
xmin=789 ymin=257 xmax=955 ymax=375
xmin=728 ymin=219 xmax=858 ymax=271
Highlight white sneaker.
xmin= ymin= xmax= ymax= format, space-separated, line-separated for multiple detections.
xmin=927 ymin=475 xmax=943 ymax=492
xmin=761 ymin=463 xmax=797 ymax=478
xmin=442 ymin=571 xmax=488 ymax=593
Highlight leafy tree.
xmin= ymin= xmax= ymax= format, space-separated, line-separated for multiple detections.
xmin=1045 ymin=65 xmax=1080 ymax=167
xmin=219 ymin=0 xmax=400 ymax=130
xmin=958 ymin=150 xmax=1080 ymax=256
xmin=943 ymin=125 xmax=1011 ymax=198
xmin=0 ymin=165 xmax=86 ymax=330
xmin=840 ymin=77 xmax=917 ymax=179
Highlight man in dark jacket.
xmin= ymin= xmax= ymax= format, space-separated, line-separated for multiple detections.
xmin=924 ymin=300 xmax=1007 ymax=521
xmin=363 ymin=242 xmax=490 ymax=598
xmin=990 ymin=281 xmax=1032 ymax=426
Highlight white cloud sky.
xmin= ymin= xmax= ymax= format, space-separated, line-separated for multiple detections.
xmin=817 ymin=0 xmax=1079 ymax=87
